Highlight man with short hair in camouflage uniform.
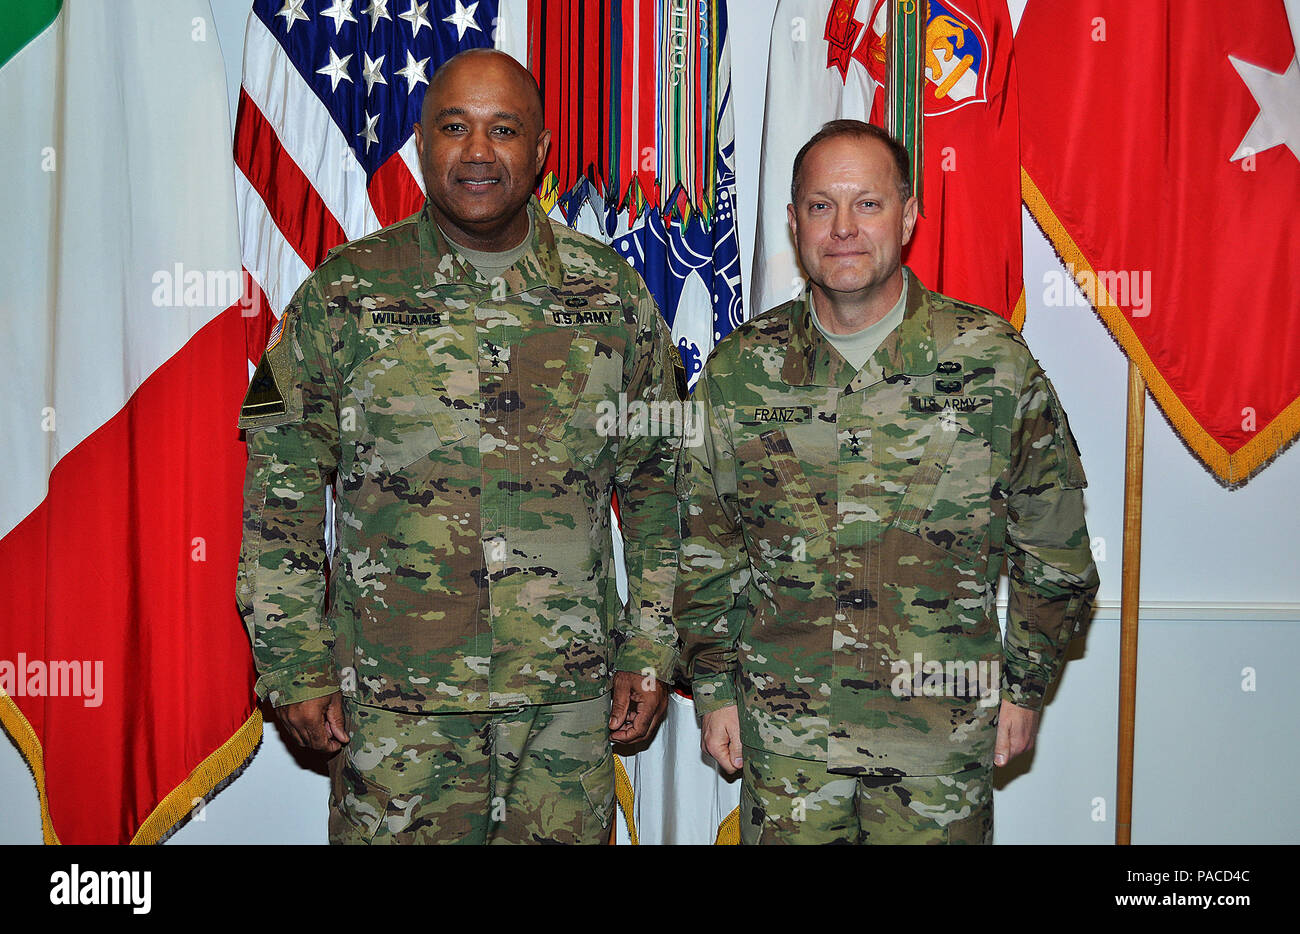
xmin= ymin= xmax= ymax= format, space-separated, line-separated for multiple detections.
xmin=237 ymin=49 xmax=685 ymax=844
xmin=675 ymin=120 xmax=1100 ymax=844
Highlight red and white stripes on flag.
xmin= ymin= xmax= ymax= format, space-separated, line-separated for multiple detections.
xmin=234 ymin=1 xmax=529 ymax=332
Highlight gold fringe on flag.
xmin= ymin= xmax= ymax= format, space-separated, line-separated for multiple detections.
xmin=613 ymin=755 xmax=639 ymax=845
xmin=0 ymin=688 xmax=262 ymax=845
xmin=613 ymin=753 xmax=740 ymax=844
xmin=1022 ymin=167 xmax=1300 ymax=485
xmin=0 ymin=689 xmax=59 ymax=844
xmin=130 ymin=709 xmax=263 ymax=845
xmin=714 ymin=806 xmax=739 ymax=845
xmin=1011 ymin=288 xmax=1026 ymax=332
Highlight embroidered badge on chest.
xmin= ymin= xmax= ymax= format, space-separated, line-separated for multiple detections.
xmin=367 ymin=311 xmax=443 ymax=327
xmin=738 ymin=406 xmax=813 ymax=424
xmin=551 ymin=308 xmax=614 ymax=325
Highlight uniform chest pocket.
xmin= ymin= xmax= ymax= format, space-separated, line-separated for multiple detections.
xmin=891 ymin=402 xmax=993 ymax=560
xmin=354 ymin=335 xmax=465 ymax=474
xmin=540 ymin=336 xmax=623 ymax=467
xmin=735 ymin=427 xmax=829 ymax=562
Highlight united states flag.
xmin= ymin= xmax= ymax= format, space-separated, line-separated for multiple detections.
xmin=234 ymin=0 xmax=528 ymax=344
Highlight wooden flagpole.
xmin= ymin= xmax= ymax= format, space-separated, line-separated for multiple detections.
xmin=1116 ymin=361 xmax=1145 ymax=845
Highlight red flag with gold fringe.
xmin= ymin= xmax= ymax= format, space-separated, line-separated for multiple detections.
xmin=1019 ymin=0 xmax=1300 ymax=483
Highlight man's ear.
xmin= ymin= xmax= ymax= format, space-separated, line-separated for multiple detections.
xmin=901 ymin=194 xmax=919 ymax=246
xmin=412 ymin=120 xmax=425 ymax=159
xmin=786 ymin=201 xmax=797 ymax=241
xmin=535 ymin=127 xmax=552 ymax=175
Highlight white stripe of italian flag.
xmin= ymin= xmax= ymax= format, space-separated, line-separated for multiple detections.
xmin=0 ymin=0 xmax=262 ymax=844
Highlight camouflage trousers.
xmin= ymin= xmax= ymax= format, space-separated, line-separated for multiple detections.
xmin=328 ymin=692 xmax=616 ymax=844
xmin=738 ymin=747 xmax=993 ymax=845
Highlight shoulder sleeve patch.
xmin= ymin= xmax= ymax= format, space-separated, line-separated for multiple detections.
xmin=240 ymin=355 xmax=286 ymax=420
xmin=238 ymin=322 xmax=304 ymax=431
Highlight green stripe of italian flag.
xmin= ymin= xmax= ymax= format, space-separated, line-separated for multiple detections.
xmin=0 ymin=0 xmax=61 ymax=69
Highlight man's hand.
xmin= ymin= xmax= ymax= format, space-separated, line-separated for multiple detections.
xmin=994 ymin=699 xmax=1039 ymax=767
xmin=609 ymin=670 xmax=669 ymax=743
xmin=701 ymin=704 xmax=743 ymax=775
xmin=275 ymin=691 xmax=349 ymax=753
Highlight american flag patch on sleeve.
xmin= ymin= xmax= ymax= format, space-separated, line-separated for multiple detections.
xmin=265 ymin=316 xmax=284 ymax=352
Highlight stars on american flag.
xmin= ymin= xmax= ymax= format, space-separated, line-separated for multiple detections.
xmin=362 ymin=52 xmax=388 ymax=94
xmin=320 ymin=0 xmax=358 ymax=32
xmin=276 ymin=0 xmax=310 ymax=31
xmin=316 ymin=47 xmax=353 ymax=90
xmin=362 ymin=0 xmax=391 ymax=29
xmin=258 ymin=0 xmax=496 ymax=175
xmin=400 ymin=1 xmax=432 ymax=37
xmin=443 ymin=1 xmax=482 ymax=40
xmin=357 ymin=111 xmax=381 ymax=151
xmin=309 ymin=0 xmax=483 ymax=116
xmin=395 ymin=49 xmax=431 ymax=92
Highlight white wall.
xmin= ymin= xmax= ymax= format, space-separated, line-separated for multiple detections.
xmin=2 ymin=0 xmax=1297 ymax=844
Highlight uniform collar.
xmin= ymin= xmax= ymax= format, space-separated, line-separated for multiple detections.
xmin=418 ymin=195 xmax=564 ymax=295
xmin=782 ymin=267 xmax=942 ymax=391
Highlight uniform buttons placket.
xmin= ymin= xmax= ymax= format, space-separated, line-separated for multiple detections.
xmin=477 ymin=302 xmax=502 ymax=701
xmin=845 ymin=392 xmax=872 ymax=676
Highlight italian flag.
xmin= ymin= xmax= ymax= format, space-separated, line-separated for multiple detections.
xmin=0 ymin=0 xmax=263 ymax=843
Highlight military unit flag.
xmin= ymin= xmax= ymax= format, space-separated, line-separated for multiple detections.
xmin=1019 ymin=0 xmax=1300 ymax=483
xmin=527 ymin=0 xmax=744 ymax=385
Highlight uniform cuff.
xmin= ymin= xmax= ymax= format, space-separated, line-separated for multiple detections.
xmin=690 ymin=674 xmax=736 ymax=718
xmin=613 ymin=638 xmax=679 ymax=685
xmin=1000 ymin=662 xmax=1048 ymax=712
xmin=255 ymin=659 xmax=340 ymax=708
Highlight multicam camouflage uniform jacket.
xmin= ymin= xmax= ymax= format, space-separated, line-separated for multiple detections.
xmin=675 ymin=272 xmax=1100 ymax=776
xmin=237 ymin=196 xmax=685 ymax=713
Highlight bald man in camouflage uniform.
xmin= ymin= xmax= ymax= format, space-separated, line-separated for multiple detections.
xmin=675 ymin=121 xmax=1099 ymax=844
xmin=237 ymin=50 xmax=684 ymax=844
